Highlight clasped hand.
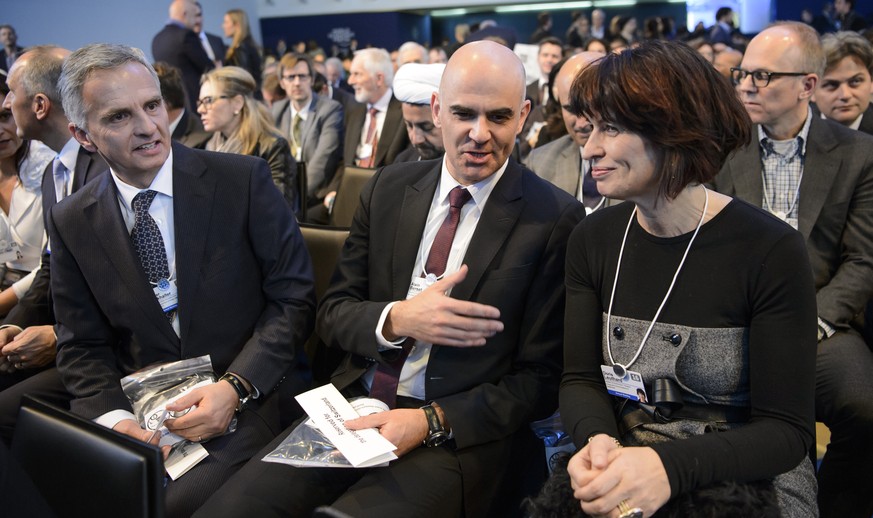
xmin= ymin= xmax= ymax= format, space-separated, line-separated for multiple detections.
xmin=384 ymin=265 xmax=503 ymax=346
xmin=567 ymin=434 xmax=671 ymax=518
xmin=0 ymin=325 xmax=57 ymax=374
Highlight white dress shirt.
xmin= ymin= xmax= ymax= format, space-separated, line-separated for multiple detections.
xmin=367 ymin=157 xmax=510 ymax=400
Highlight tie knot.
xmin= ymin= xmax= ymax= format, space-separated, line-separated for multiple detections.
xmin=448 ymin=186 xmax=472 ymax=209
xmin=133 ymin=190 xmax=158 ymax=215
xmin=368 ymin=107 xmax=379 ymax=117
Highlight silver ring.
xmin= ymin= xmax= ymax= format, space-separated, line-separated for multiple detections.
xmin=198 ymin=435 xmax=202 ymax=442
xmin=617 ymin=499 xmax=643 ymax=518
xmin=14 ymin=362 xmax=22 ymax=369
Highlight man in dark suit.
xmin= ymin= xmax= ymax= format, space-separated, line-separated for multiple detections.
xmin=709 ymin=7 xmax=735 ymax=47
xmin=195 ymin=40 xmax=584 ymax=518
xmin=0 ymin=25 xmax=23 ymax=75
xmin=0 ymin=46 xmax=107 ymax=400
xmin=713 ymin=22 xmax=873 ymax=518
xmin=311 ymin=48 xmax=409 ymax=223
xmin=815 ymin=31 xmax=873 ymax=135
xmin=153 ymin=61 xmax=205 ymax=145
xmin=520 ymin=37 xmax=563 ymax=160
xmin=272 ymin=53 xmax=343 ymax=207
xmin=193 ymin=1 xmax=225 ymax=67
xmin=152 ymin=0 xmax=215 ymax=112
xmin=526 ymin=52 xmax=614 ymax=213
xmin=46 ymin=43 xmax=315 ymax=517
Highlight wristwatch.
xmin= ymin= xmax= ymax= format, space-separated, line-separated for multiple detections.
xmin=220 ymin=372 xmax=252 ymax=412
xmin=421 ymin=404 xmax=449 ymax=447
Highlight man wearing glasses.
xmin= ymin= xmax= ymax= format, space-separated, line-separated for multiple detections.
xmin=714 ymin=21 xmax=873 ymax=518
xmin=272 ymin=54 xmax=344 ymax=210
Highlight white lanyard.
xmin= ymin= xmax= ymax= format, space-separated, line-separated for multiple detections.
xmin=605 ymin=186 xmax=709 ymax=377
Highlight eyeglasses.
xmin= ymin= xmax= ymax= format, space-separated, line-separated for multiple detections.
xmin=730 ymin=68 xmax=810 ymax=88
xmin=196 ymin=95 xmax=229 ymax=109
xmin=281 ymin=73 xmax=311 ymax=82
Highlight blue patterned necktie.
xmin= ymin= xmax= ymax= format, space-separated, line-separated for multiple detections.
xmin=130 ymin=190 xmax=173 ymax=320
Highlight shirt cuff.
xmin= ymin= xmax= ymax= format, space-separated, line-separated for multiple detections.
xmin=818 ymin=317 xmax=836 ymax=340
xmin=94 ymin=409 xmax=138 ymax=430
xmin=375 ymin=301 xmax=406 ymax=350
xmin=0 ymin=324 xmax=24 ymax=333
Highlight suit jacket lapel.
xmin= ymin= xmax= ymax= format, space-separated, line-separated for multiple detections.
xmin=84 ymin=173 xmax=179 ymax=345
xmin=73 ymin=147 xmax=97 ymax=192
xmin=729 ymin=134 xmax=764 ymax=207
xmin=798 ymin=117 xmax=839 ymax=240
xmin=451 ymin=161 xmax=525 ymax=302
xmin=392 ymin=166 xmax=438 ymax=300
xmin=560 ymin=139 xmax=581 ymax=195
xmin=299 ymin=97 xmax=318 ymax=150
xmin=375 ymin=98 xmax=402 ymax=166
xmin=859 ymin=105 xmax=873 ymax=136
xmin=171 ymin=144 xmax=215 ymax=340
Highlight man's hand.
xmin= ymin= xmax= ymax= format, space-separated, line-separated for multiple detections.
xmin=344 ymin=408 xmax=429 ymax=457
xmin=0 ymin=325 xmax=56 ymax=373
xmin=113 ymin=418 xmax=171 ymax=459
xmin=0 ymin=326 xmax=22 ymax=374
xmin=164 ymin=381 xmax=238 ymax=442
xmin=383 ymin=265 xmax=503 ymax=346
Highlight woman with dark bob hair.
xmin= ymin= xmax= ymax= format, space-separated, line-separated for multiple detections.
xmin=558 ymin=40 xmax=818 ymax=517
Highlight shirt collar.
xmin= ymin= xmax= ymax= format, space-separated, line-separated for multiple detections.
xmin=437 ymin=156 xmax=509 ymax=209
xmin=57 ymin=137 xmax=81 ymax=172
xmin=369 ymin=88 xmax=393 ymax=113
xmin=112 ymin=150 xmax=174 ymax=213
xmin=290 ymin=96 xmax=313 ymax=119
xmin=758 ymin=106 xmax=812 ymax=157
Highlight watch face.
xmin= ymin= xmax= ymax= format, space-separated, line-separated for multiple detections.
xmin=426 ymin=431 xmax=449 ymax=447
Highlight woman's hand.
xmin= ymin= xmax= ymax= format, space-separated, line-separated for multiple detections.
xmin=574 ymin=446 xmax=671 ymax=518
xmin=568 ymin=433 xmax=621 ymax=496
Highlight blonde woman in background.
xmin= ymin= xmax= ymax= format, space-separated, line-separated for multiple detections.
xmin=223 ymin=9 xmax=262 ymax=88
xmin=198 ymin=66 xmax=298 ymax=212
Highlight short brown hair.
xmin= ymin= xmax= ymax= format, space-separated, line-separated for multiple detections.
xmin=822 ymin=31 xmax=873 ymax=75
xmin=277 ymin=53 xmax=313 ymax=78
xmin=570 ymin=39 xmax=751 ymax=199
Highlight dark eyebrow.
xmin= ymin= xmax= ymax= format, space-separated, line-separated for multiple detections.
xmin=487 ymin=108 xmax=514 ymax=119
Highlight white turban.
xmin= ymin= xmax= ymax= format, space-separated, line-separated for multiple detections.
xmin=392 ymin=63 xmax=445 ymax=105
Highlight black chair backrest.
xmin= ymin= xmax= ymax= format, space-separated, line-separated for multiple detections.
xmin=11 ymin=396 xmax=165 ymax=518
xmin=329 ymin=166 xmax=376 ymax=227
xmin=298 ymin=223 xmax=350 ymax=382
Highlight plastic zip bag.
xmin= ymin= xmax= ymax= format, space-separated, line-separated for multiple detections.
xmin=262 ymin=398 xmax=389 ymax=468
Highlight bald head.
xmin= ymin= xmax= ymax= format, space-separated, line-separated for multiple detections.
xmin=554 ymin=52 xmax=601 ymax=147
xmin=433 ymin=40 xmax=530 ymax=185
xmin=441 ymin=40 xmax=527 ymax=104
xmin=169 ymin=0 xmax=196 ymax=28
xmin=738 ymin=22 xmax=822 ymax=139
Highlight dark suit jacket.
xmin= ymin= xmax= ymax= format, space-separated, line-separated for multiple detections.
xmin=171 ymin=108 xmax=204 ymax=142
xmin=0 ymin=45 xmax=24 ymax=74
xmin=859 ymin=105 xmax=873 ymax=136
xmin=342 ymin=95 xmax=408 ymax=169
xmin=272 ymin=95 xmax=344 ymax=200
xmin=204 ymin=32 xmax=226 ymax=65
xmin=152 ymin=23 xmax=215 ymax=111
xmin=713 ymin=116 xmax=873 ymax=330
xmin=253 ymin=134 xmax=298 ymax=212
xmin=49 ymin=143 xmax=315 ymax=420
xmin=331 ymin=86 xmax=357 ymax=120
xmin=2 ymin=146 xmax=107 ymax=329
xmin=317 ymin=158 xmax=584 ymax=516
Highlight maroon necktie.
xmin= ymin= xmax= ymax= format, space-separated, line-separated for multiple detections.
xmin=369 ymin=186 xmax=473 ymax=408
xmin=359 ymin=107 xmax=379 ymax=168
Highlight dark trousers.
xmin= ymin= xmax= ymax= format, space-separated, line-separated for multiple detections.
xmin=815 ymin=330 xmax=873 ymax=518
xmin=194 ymin=418 xmax=464 ymax=518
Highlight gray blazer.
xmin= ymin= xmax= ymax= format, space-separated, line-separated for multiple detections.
xmin=525 ymin=134 xmax=581 ymax=195
xmin=272 ymin=95 xmax=344 ymax=200
xmin=713 ymin=115 xmax=873 ymax=330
